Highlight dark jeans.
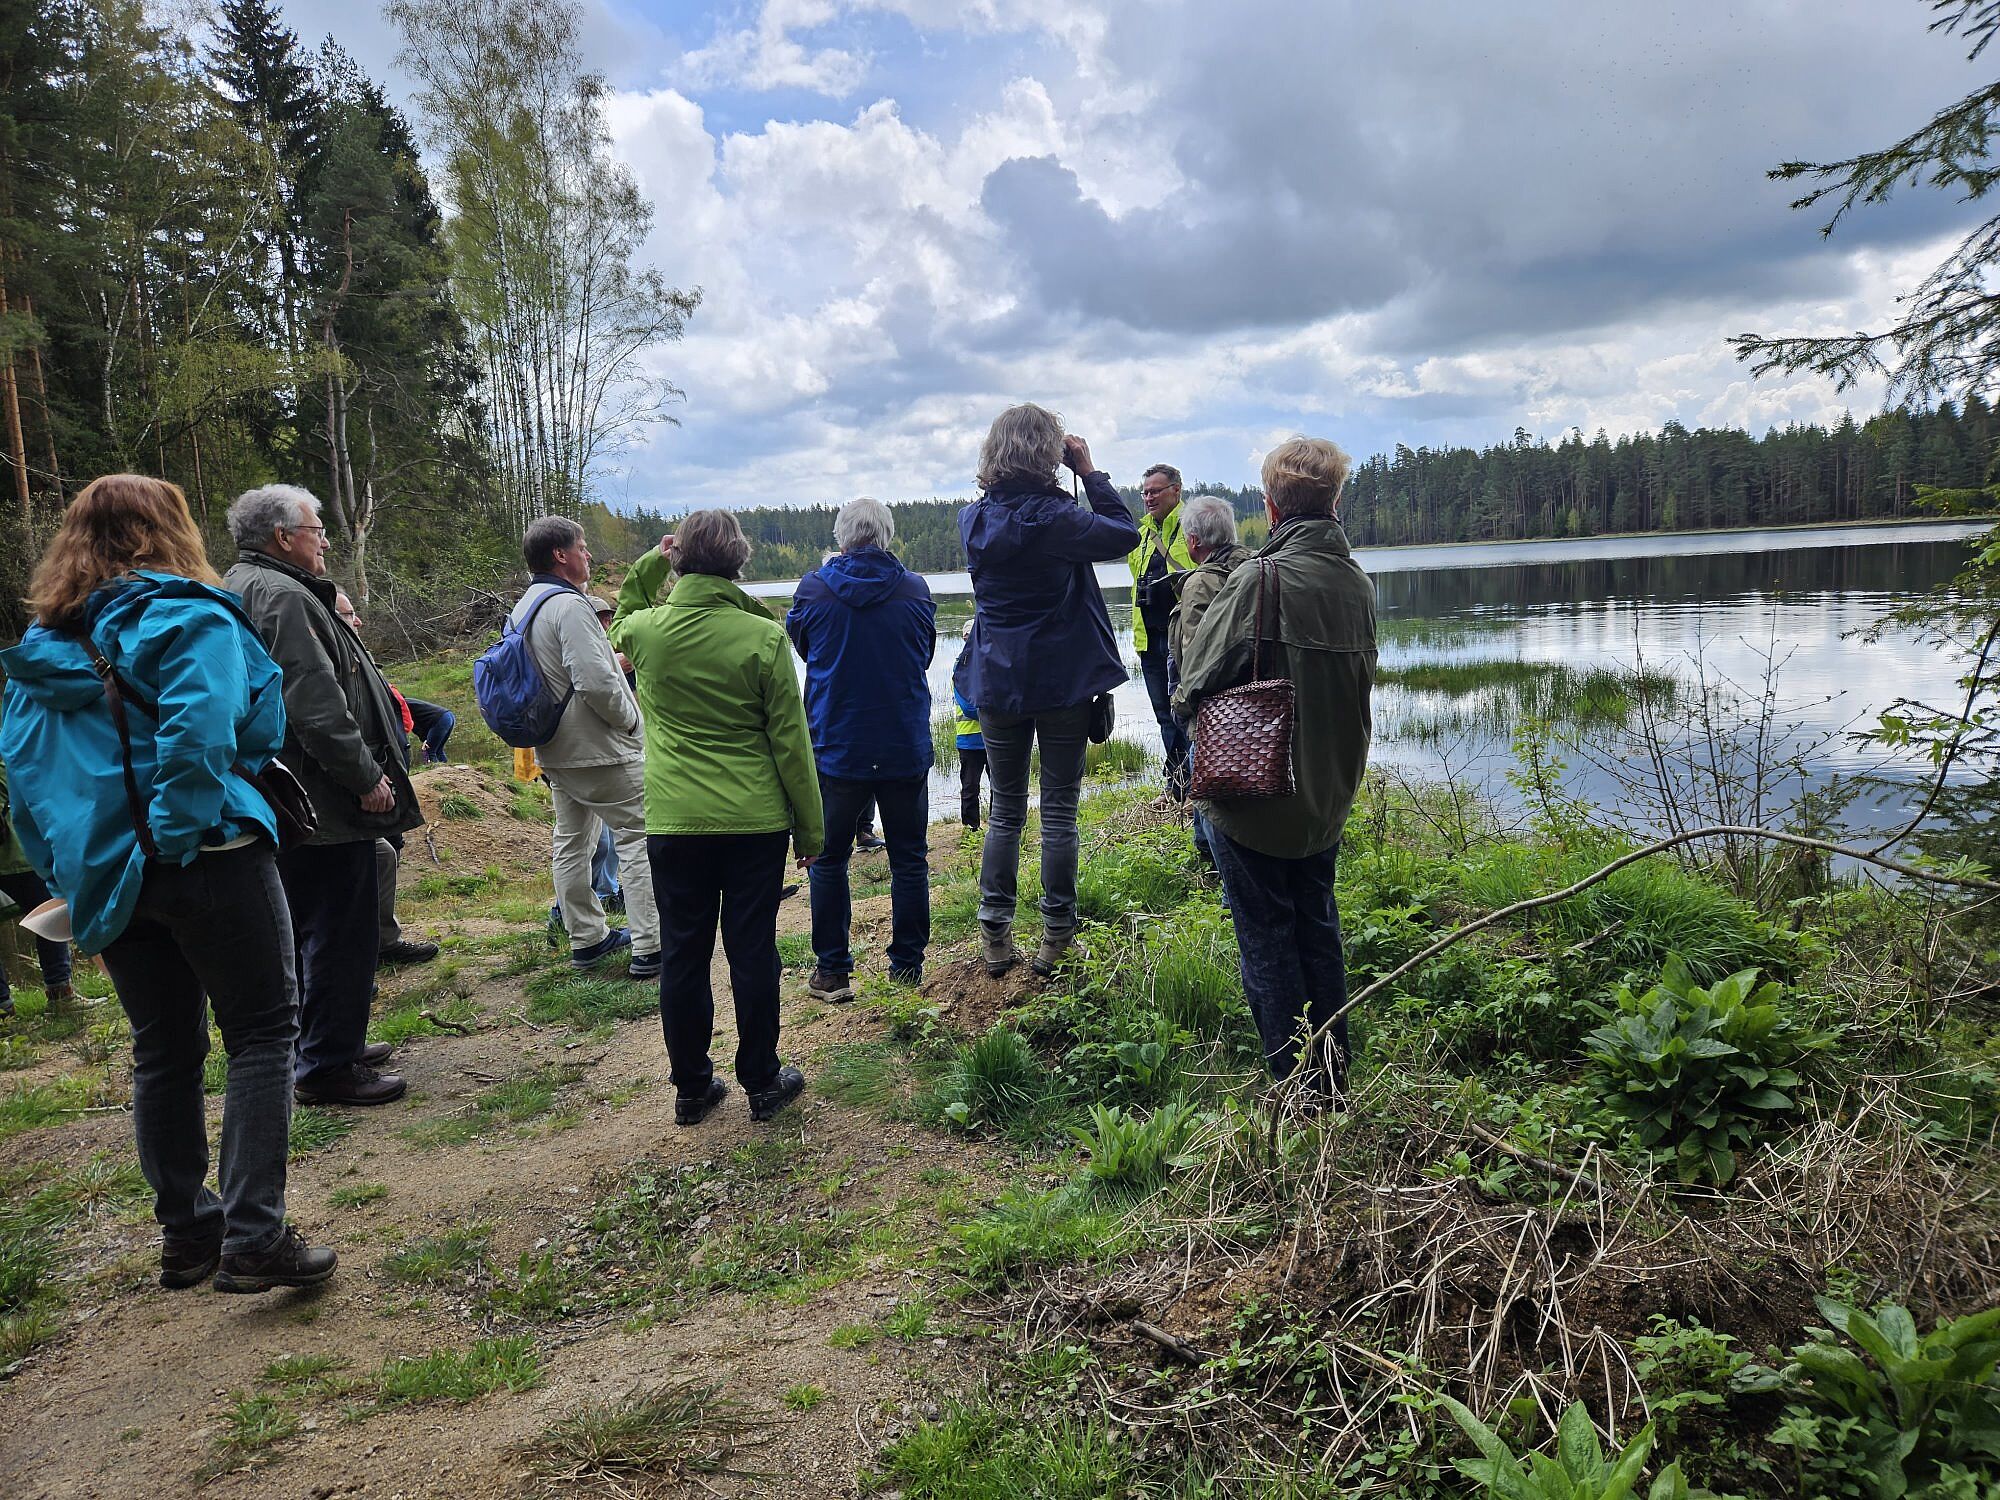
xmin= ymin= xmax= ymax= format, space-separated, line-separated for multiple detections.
xmin=810 ymin=774 xmax=930 ymax=977
xmin=649 ymin=831 xmax=789 ymax=1097
xmin=1209 ymin=831 xmax=1350 ymax=1089
xmin=1140 ymin=647 xmax=1191 ymax=794
xmin=980 ymin=702 xmax=1090 ymax=936
xmin=98 ymin=846 xmax=297 ymax=1254
xmin=0 ymin=868 xmax=74 ymax=999
xmin=959 ymin=748 xmax=986 ymax=826
xmin=406 ymin=698 xmax=455 ymax=763
xmin=275 ymin=839 xmax=379 ymax=1086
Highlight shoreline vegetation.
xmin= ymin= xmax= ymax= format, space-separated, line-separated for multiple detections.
xmin=3 ymin=648 xmax=1996 ymax=1497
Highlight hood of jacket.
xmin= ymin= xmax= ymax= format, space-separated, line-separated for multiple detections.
xmin=0 ymin=572 xmax=240 ymax=710
xmin=814 ymin=547 xmax=911 ymax=608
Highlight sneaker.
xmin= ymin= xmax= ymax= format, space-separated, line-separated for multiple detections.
xmin=572 ymin=928 xmax=633 ymax=971
xmin=357 ymin=1041 xmax=395 ymax=1067
xmin=981 ymin=923 xmax=1020 ymax=977
xmin=749 ymin=1065 xmax=806 ymax=1121
xmin=294 ymin=1063 xmax=407 ymax=1107
xmin=888 ymin=965 xmax=923 ymax=987
xmin=214 ymin=1226 xmax=337 ymax=1294
xmin=675 ymin=1078 xmax=728 ymax=1126
xmin=629 ymin=949 xmax=662 ymax=982
xmin=377 ymin=939 xmax=439 ymax=967
xmin=160 ymin=1233 xmax=223 ymax=1289
xmin=807 ymin=968 xmax=855 ymax=1003
xmin=1030 ymin=928 xmax=1078 ymax=977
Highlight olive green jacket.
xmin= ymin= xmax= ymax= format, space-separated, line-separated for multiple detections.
xmin=611 ymin=552 xmax=825 ymax=856
xmin=1171 ymin=517 xmax=1376 ymax=858
xmin=1127 ymin=503 xmax=1196 ymax=653
xmin=0 ymin=761 xmax=30 ymax=877
xmin=1168 ymin=539 xmax=1253 ymax=673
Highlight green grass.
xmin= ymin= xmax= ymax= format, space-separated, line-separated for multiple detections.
xmin=211 ymin=1392 xmax=299 ymax=1462
xmin=0 ymin=1072 xmax=116 ymax=1142
xmin=525 ymin=970 xmax=657 ymax=1028
xmin=783 ymin=1382 xmax=827 ymax=1412
xmin=1084 ymin=735 xmax=1151 ymax=780
xmin=261 ymin=1353 xmax=349 ymax=1389
xmin=1376 ymin=659 xmax=1679 ymax=739
xmin=438 ymin=792 xmax=481 ymax=819
xmin=828 ymin=1322 xmax=877 ymax=1349
xmin=878 ymin=1403 xmax=1132 ymax=1498
xmin=288 ymin=1107 xmax=356 ymax=1161
xmin=381 ymin=1225 xmax=491 ymax=1285
xmin=776 ymin=932 xmax=814 ymax=969
xmin=372 ymin=1336 xmax=542 ymax=1406
xmin=884 ymin=1297 xmax=932 ymax=1340
xmin=329 ymin=1182 xmax=389 ymax=1208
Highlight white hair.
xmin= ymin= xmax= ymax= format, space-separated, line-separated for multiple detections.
xmin=1181 ymin=494 xmax=1238 ymax=552
xmin=227 ymin=484 xmax=320 ymax=547
xmin=833 ymin=496 xmax=895 ymax=552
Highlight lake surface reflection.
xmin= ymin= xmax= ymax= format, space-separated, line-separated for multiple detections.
xmin=757 ymin=522 xmax=1991 ymax=829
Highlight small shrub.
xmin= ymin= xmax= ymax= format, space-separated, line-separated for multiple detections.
xmin=1438 ymin=1396 xmax=1687 ymax=1500
xmin=1070 ymin=1102 xmax=1195 ymax=1194
xmin=1632 ymin=1315 xmax=1749 ymax=1441
xmin=1583 ymin=957 xmax=1825 ymax=1184
xmin=1755 ymin=1296 xmax=2000 ymax=1500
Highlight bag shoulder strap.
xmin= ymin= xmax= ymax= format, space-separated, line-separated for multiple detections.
xmin=1249 ymin=559 xmax=1284 ymax=681
xmin=71 ymin=621 xmax=160 ymax=860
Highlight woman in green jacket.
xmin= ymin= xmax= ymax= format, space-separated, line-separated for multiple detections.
xmin=612 ymin=509 xmax=824 ymax=1127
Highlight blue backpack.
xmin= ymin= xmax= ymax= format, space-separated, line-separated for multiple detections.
xmin=473 ymin=587 xmax=577 ymax=748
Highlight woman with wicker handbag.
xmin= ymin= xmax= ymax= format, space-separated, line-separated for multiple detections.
xmin=1172 ymin=438 xmax=1377 ymax=1107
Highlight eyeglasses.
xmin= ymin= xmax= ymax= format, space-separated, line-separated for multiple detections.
xmin=284 ymin=523 xmax=328 ymax=537
xmin=1140 ymin=487 xmax=1175 ymax=499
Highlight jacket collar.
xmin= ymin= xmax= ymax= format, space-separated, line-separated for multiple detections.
xmin=666 ymin=571 xmax=772 ymax=617
xmin=1140 ymin=503 xmax=1183 ymax=542
xmin=236 ymin=546 xmax=338 ymax=605
xmin=529 ymin=572 xmax=583 ymax=597
xmin=1263 ymin=515 xmax=1353 ymax=557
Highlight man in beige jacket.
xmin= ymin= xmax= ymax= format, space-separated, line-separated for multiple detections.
xmin=510 ymin=517 xmax=661 ymax=979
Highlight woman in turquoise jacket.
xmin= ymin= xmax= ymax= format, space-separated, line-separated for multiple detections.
xmin=0 ymin=474 xmax=334 ymax=1295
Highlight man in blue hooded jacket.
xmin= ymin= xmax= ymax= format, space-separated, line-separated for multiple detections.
xmin=785 ymin=498 xmax=938 ymax=999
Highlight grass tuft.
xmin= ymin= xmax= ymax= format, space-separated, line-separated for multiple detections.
xmin=524 ymin=1379 xmax=763 ymax=1491
xmin=373 ymin=1336 xmax=542 ymax=1406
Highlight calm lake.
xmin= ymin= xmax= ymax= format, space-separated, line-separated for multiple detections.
xmin=755 ymin=520 xmax=1993 ymax=828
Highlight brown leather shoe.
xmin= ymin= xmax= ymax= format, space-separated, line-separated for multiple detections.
xmin=357 ymin=1041 xmax=394 ymax=1066
xmin=214 ymin=1226 xmax=337 ymax=1294
xmin=294 ymin=1063 xmax=407 ymax=1107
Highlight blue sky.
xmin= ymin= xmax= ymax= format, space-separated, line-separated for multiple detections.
xmin=290 ymin=0 xmax=1993 ymax=510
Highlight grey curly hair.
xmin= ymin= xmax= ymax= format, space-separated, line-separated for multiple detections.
xmin=227 ymin=485 xmax=319 ymax=548
xmin=1180 ymin=494 xmax=1238 ymax=552
xmin=976 ymin=403 xmax=1064 ymax=491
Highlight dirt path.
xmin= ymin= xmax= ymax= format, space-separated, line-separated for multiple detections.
xmin=0 ymin=780 xmax=1006 ymax=1499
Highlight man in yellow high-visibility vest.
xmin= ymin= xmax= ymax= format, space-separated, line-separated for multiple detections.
xmin=1129 ymin=463 xmax=1196 ymax=797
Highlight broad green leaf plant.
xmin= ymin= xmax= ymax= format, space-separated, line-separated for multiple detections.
xmin=1439 ymin=1396 xmax=1690 ymax=1500
xmin=1582 ymin=956 xmax=1825 ymax=1184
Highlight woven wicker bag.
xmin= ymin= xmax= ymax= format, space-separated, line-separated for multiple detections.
xmin=1190 ymin=559 xmax=1296 ymax=800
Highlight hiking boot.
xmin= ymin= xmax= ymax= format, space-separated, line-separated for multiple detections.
xmin=602 ymin=889 xmax=626 ymax=915
xmin=572 ymin=928 xmax=633 ymax=971
xmin=45 ymin=981 xmax=75 ymax=1012
xmin=294 ymin=1063 xmax=407 ymax=1107
xmin=629 ymin=949 xmax=662 ymax=982
xmin=214 ymin=1226 xmax=337 ymax=1294
xmin=855 ymin=829 xmax=887 ymax=852
xmin=1030 ymin=928 xmax=1078 ymax=977
xmin=888 ymin=965 xmax=923 ymax=987
xmin=159 ymin=1232 xmax=223 ymax=1289
xmin=749 ymin=1065 xmax=806 ymax=1122
xmin=377 ymin=939 xmax=439 ymax=967
xmin=675 ymin=1078 xmax=728 ymax=1126
xmin=357 ymin=1041 xmax=395 ymax=1067
xmin=807 ymin=968 xmax=855 ymax=1003
xmin=980 ymin=923 xmax=1020 ymax=977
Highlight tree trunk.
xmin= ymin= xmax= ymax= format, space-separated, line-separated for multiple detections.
xmin=0 ymin=265 xmax=31 ymax=518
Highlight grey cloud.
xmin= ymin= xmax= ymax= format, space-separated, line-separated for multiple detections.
xmin=979 ymin=0 xmax=1993 ymax=354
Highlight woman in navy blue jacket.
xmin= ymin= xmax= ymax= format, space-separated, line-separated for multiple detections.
xmin=953 ymin=404 xmax=1139 ymax=976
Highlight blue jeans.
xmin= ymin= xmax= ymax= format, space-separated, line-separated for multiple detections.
xmin=979 ymin=703 xmax=1091 ymax=937
xmin=1209 ymin=831 xmax=1349 ymax=1089
xmin=0 ymin=868 xmax=74 ymax=1001
xmin=98 ymin=845 xmax=298 ymax=1254
xmin=810 ymin=774 xmax=930 ymax=976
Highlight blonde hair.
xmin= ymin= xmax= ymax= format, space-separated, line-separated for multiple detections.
xmin=977 ymin=403 xmax=1064 ymax=490
xmin=1260 ymin=437 xmax=1352 ymax=519
xmin=673 ymin=509 xmax=753 ymax=579
xmin=29 ymin=474 xmax=221 ymax=630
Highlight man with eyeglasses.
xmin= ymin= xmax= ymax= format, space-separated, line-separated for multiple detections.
xmin=225 ymin=486 xmax=422 ymax=1108
xmin=1129 ymin=463 xmax=1196 ymax=798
